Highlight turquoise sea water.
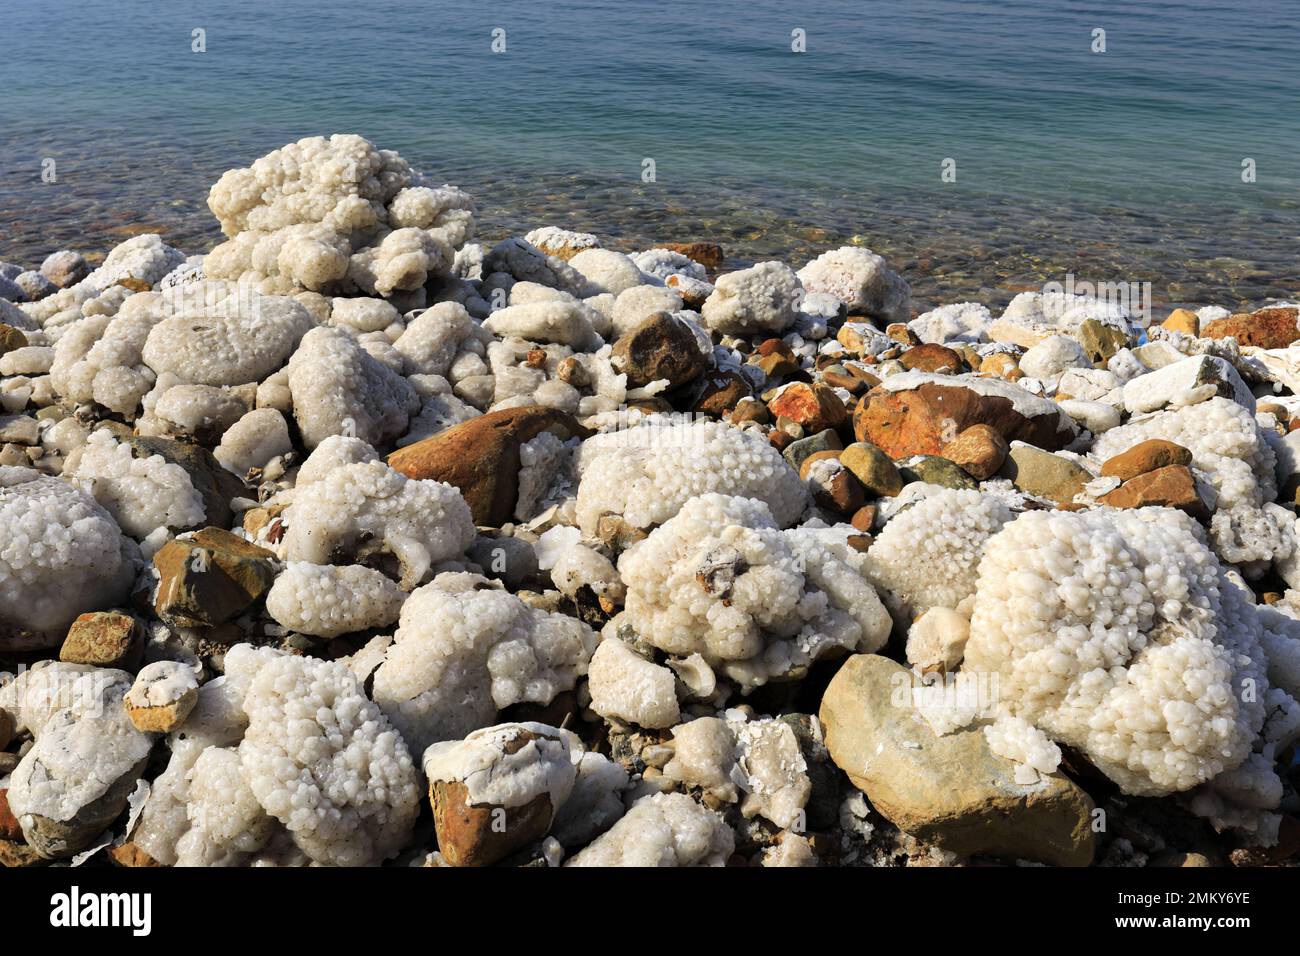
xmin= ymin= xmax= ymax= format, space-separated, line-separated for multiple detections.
xmin=1 ymin=0 xmax=1297 ymax=310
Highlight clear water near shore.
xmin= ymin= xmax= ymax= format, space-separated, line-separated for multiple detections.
xmin=1 ymin=0 xmax=1297 ymax=312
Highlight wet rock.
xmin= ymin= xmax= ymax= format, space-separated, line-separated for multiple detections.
xmin=820 ymin=655 xmax=1096 ymax=866
xmin=659 ymin=242 xmax=724 ymax=272
xmin=388 ymin=405 xmax=589 ymax=526
xmin=153 ymin=527 xmax=277 ymax=627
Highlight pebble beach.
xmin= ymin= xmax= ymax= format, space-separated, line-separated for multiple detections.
xmin=1 ymin=131 xmax=1299 ymax=871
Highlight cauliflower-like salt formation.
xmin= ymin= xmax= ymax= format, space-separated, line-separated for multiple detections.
xmin=0 ymin=466 xmax=137 ymax=639
xmin=66 ymin=429 xmax=206 ymax=538
xmin=701 ymin=261 xmax=801 ymax=335
xmin=205 ymin=134 xmax=472 ymax=296
xmin=370 ymin=572 xmax=598 ymax=753
xmin=586 ymin=637 xmax=681 ymax=729
xmin=228 ymin=644 xmax=421 ymax=866
xmin=618 ymin=494 xmax=890 ymax=689
xmin=983 ymin=713 xmax=1062 ymax=783
xmin=173 ymin=747 xmax=278 ymax=866
xmin=286 ymin=326 xmax=420 ymax=449
xmin=796 ymin=246 xmax=911 ymax=324
xmin=266 ymin=562 xmax=405 ymax=638
xmin=294 ymin=434 xmax=378 ymax=486
xmin=963 ymin=507 xmax=1271 ymax=796
xmin=1091 ymin=397 xmax=1275 ymax=510
xmin=566 ymin=792 xmax=734 ymax=867
xmin=575 ymin=417 xmax=808 ymax=536
xmin=280 ymin=460 xmax=474 ymax=587
xmin=865 ymin=488 xmax=1014 ymax=617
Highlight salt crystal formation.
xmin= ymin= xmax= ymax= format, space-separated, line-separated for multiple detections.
xmin=2 ymin=133 xmax=1299 ymax=868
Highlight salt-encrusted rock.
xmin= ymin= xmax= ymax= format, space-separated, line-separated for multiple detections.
xmin=388 ymin=405 xmax=587 ymax=527
xmin=852 ymin=372 xmax=1078 ymax=459
xmin=1 ymin=664 xmax=154 ymax=858
xmin=371 ymin=573 xmax=597 ymax=752
xmin=865 ymin=488 xmax=1013 ymax=618
xmin=265 ymin=562 xmax=404 ymax=638
xmin=1018 ymin=335 xmax=1090 ymax=383
xmin=610 ymin=311 xmax=708 ymax=388
xmin=205 ymin=135 xmax=472 ymax=296
xmin=1002 ymin=444 xmax=1092 ymax=505
xmin=820 ymin=655 xmax=1096 ymax=866
xmin=905 ymin=606 xmax=970 ymax=672
xmin=566 ymin=791 xmax=733 ymax=866
xmin=796 ymin=247 xmax=910 ymax=324
xmin=286 ymin=326 xmax=420 ymax=450
xmin=909 ymin=302 xmax=991 ymax=345
xmin=576 ymin=417 xmax=808 ymax=535
xmin=1121 ymin=355 xmax=1253 ymax=415
xmin=1202 ymin=306 xmax=1299 ymax=350
xmin=124 ymin=661 xmax=200 ymax=733
xmin=524 ymin=227 xmax=600 ymax=261
xmin=0 ymin=467 xmax=137 ymax=647
xmin=482 ymin=299 xmax=599 ymax=349
xmin=1100 ymin=464 xmax=1208 ymax=520
xmin=701 ymin=262 xmax=801 ymax=335
xmin=59 ymin=611 xmax=143 ymax=669
xmin=482 ymin=237 xmax=592 ymax=297
xmin=227 ymin=645 xmax=421 ymax=865
xmin=153 ymin=527 xmax=277 ymax=627
xmin=142 ymin=288 xmax=314 ymax=387
xmin=214 ymin=407 xmax=293 ymax=476
xmin=897 ymin=454 xmax=977 ymax=490
xmin=39 ymin=251 xmax=90 ymax=289
xmin=66 ymin=430 xmax=207 ymax=538
xmin=1099 ymin=438 xmax=1193 ymax=481
xmin=0 ymin=345 xmax=53 ymax=377
xmin=618 ymin=494 xmax=890 ymax=689
xmin=940 ymin=423 xmax=1008 ymax=480
xmin=424 ymin=722 xmax=580 ymax=866
xmin=550 ymin=751 xmax=630 ymax=848
xmin=964 ymin=508 xmax=1273 ymax=795
xmin=587 ymin=637 xmax=681 ymax=729
xmin=15 ymin=271 xmax=56 ymax=301
xmin=1091 ymin=397 xmax=1274 ymax=510
xmin=281 ymin=460 xmax=474 ymax=587
xmin=0 ymin=414 xmax=40 ymax=445
xmin=149 ymin=383 xmax=249 ymax=444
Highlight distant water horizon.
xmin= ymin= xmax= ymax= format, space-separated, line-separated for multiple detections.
xmin=2 ymin=0 xmax=1297 ymax=312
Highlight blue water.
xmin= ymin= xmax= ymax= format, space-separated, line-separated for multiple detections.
xmin=2 ymin=0 xmax=1297 ymax=309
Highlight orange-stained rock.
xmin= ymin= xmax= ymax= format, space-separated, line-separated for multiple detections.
xmin=108 ymin=842 xmax=164 ymax=867
xmin=1100 ymin=464 xmax=1207 ymax=520
xmin=388 ymin=406 xmax=590 ymax=527
xmin=768 ymin=382 xmax=848 ymax=434
xmin=1162 ymin=308 xmax=1200 ymax=336
xmin=1202 ymin=306 xmax=1300 ymax=350
xmin=900 ymin=343 xmax=964 ymax=374
xmin=0 ymin=789 xmax=22 ymax=842
xmin=1099 ymin=438 xmax=1193 ymax=482
xmin=852 ymin=376 xmax=1076 ymax=459
xmin=940 ymin=424 xmax=1009 ymax=480
xmin=979 ymin=352 xmax=1023 ymax=380
xmin=658 ymin=242 xmax=724 ymax=272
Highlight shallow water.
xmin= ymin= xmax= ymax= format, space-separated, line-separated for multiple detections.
xmin=1 ymin=0 xmax=1297 ymax=311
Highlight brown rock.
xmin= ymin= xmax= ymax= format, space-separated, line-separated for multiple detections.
xmin=809 ymin=462 xmax=864 ymax=514
xmin=59 ymin=611 xmax=143 ymax=668
xmin=840 ymin=442 xmax=903 ymax=497
xmin=0 ymin=790 xmax=22 ymax=842
xmin=979 ymin=352 xmax=1023 ymax=380
xmin=0 ymin=324 xmax=27 ymax=357
xmin=900 ymin=343 xmax=964 ymax=374
xmin=1100 ymin=464 xmax=1208 ymax=520
xmin=1162 ymin=308 xmax=1200 ymax=337
xmin=388 ymin=406 xmax=590 ymax=526
xmin=556 ymin=355 xmax=590 ymax=388
xmin=693 ymin=370 xmax=753 ymax=418
xmin=666 ymin=273 xmax=710 ymax=309
xmin=821 ymin=366 xmax=866 ymax=395
xmin=853 ymin=375 xmax=1077 ymax=459
xmin=108 ymin=842 xmax=164 ymax=867
xmin=0 ymin=706 xmax=12 ymax=750
xmin=844 ymin=364 xmax=882 ymax=389
xmin=940 ymin=424 xmax=1009 ymax=480
xmin=1099 ymin=438 xmax=1193 ymax=481
xmin=728 ymin=396 xmax=770 ymax=424
xmin=611 ymin=312 xmax=708 ymax=388
xmin=0 ymin=839 xmax=47 ymax=868
xmin=153 ymin=528 xmax=277 ymax=627
xmin=1202 ymin=306 xmax=1300 ymax=349
xmin=126 ymin=695 xmax=198 ymax=734
xmin=820 ymin=655 xmax=1096 ymax=866
xmin=850 ymin=504 xmax=877 ymax=533
xmin=658 ymin=242 xmax=724 ymax=272
xmin=768 ymin=383 xmax=847 ymax=434
xmin=885 ymin=323 xmax=920 ymax=346
xmin=798 ymin=449 xmax=842 ymax=481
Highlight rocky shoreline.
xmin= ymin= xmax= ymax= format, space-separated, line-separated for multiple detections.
xmin=1 ymin=133 xmax=1298 ymax=868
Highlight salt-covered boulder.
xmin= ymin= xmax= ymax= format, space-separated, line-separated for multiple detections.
xmin=265 ymin=562 xmax=405 ymax=638
xmin=1121 ymin=354 xmax=1254 ymax=415
xmin=796 ymin=246 xmax=910 ymax=324
xmin=124 ymin=661 xmax=200 ymax=733
xmin=701 ymin=262 xmax=801 ymax=336
xmin=565 ymin=791 xmax=733 ymax=867
xmin=587 ymin=637 xmax=681 ymax=729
